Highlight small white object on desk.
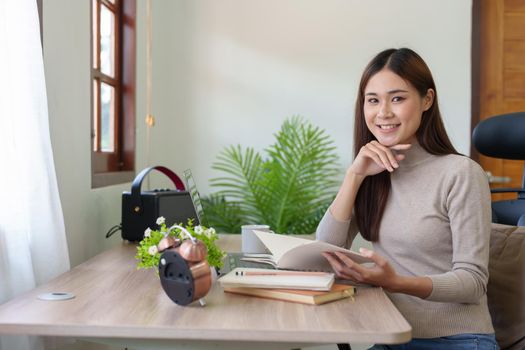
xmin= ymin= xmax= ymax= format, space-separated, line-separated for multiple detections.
xmin=241 ymin=225 xmax=271 ymax=253
xmin=37 ymin=292 xmax=75 ymax=301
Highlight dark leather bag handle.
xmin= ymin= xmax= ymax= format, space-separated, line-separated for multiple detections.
xmin=131 ymin=166 xmax=186 ymax=213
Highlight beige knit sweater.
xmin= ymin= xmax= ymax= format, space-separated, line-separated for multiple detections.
xmin=316 ymin=143 xmax=494 ymax=338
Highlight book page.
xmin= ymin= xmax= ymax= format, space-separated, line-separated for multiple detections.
xmin=278 ymin=241 xmax=373 ymax=272
xmin=239 ymin=257 xmax=278 ymax=268
xmin=253 ymin=230 xmax=373 ymax=272
xmin=253 ymin=230 xmax=312 ymax=261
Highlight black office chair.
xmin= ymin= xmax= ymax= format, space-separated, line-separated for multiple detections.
xmin=472 ymin=112 xmax=525 ymax=226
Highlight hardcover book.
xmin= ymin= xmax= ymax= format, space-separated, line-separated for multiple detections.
xmin=224 ymin=284 xmax=355 ymax=305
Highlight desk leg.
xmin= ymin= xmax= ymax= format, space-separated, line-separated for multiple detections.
xmin=337 ymin=344 xmax=352 ymax=350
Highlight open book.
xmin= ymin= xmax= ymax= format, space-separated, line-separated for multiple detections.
xmin=241 ymin=230 xmax=373 ymax=272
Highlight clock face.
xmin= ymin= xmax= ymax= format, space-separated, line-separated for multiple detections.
xmin=159 ymin=250 xmax=195 ymax=305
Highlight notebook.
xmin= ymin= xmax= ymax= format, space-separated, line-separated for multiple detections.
xmin=218 ymin=267 xmax=335 ymax=291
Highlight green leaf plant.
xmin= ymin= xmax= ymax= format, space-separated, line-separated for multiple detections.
xmin=135 ymin=217 xmax=226 ymax=272
xmin=202 ymin=116 xmax=340 ymax=234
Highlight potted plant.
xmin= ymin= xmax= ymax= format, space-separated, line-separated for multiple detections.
xmin=135 ymin=217 xmax=226 ymax=271
xmin=202 ymin=116 xmax=340 ymax=234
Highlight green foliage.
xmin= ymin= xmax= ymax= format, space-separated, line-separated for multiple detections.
xmin=135 ymin=228 xmax=165 ymax=271
xmin=135 ymin=217 xmax=226 ymax=272
xmin=202 ymin=116 xmax=340 ymax=234
xmin=200 ymin=194 xmax=244 ymax=234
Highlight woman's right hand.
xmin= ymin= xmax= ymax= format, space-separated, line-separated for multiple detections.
xmin=348 ymin=141 xmax=412 ymax=177
xmin=328 ymin=142 xmax=412 ymax=221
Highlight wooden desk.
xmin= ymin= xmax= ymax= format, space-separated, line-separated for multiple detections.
xmin=0 ymin=235 xmax=411 ymax=349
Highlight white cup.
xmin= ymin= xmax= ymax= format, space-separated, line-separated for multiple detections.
xmin=241 ymin=225 xmax=271 ymax=254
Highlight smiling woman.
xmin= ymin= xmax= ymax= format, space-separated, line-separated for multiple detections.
xmin=352 ymin=48 xmax=457 ymax=242
xmin=317 ymin=48 xmax=498 ymax=349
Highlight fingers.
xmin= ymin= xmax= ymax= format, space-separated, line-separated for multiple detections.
xmin=359 ymin=146 xmax=387 ymax=171
xmin=391 ymin=143 xmax=411 ymax=163
xmin=362 ymin=142 xmax=397 ymax=172
xmin=366 ymin=141 xmax=398 ymax=171
xmin=359 ymin=248 xmax=388 ymax=268
xmin=394 ymin=153 xmax=406 ymax=162
xmin=390 ymin=143 xmax=412 ymax=151
xmin=322 ymin=252 xmax=362 ymax=281
xmin=333 ymin=252 xmax=369 ymax=279
xmin=326 ymin=249 xmax=394 ymax=287
xmin=360 ymin=141 xmax=411 ymax=173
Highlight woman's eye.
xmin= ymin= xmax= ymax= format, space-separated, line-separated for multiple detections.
xmin=392 ymin=96 xmax=405 ymax=102
xmin=367 ymin=98 xmax=378 ymax=104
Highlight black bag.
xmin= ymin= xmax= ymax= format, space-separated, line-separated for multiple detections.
xmin=121 ymin=166 xmax=199 ymax=242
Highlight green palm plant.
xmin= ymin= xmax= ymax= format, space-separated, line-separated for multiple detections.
xmin=201 ymin=116 xmax=340 ymax=234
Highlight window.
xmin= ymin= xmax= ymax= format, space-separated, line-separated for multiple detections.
xmin=91 ymin=0 xmax=136 ymax=188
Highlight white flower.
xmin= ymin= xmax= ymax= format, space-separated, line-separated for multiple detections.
xmin=148 ymin=245 xmax=158 ymax=256
xmin=156 ymin=216 xmax=165 ymax=225
xmin=204 ymin=227 xmax=216 ymax=238
xmin=144 ymin=228 xmax=152 ymax=237
xmin=194 ymin=226 xmax=204 ymax=235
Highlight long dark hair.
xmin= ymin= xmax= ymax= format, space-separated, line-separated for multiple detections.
xmin=354 ymin=48 xmax=458 ymax=242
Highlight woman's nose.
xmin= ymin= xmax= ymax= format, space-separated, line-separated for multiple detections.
xmin=377 ymin=103 xmax=393 ymax=118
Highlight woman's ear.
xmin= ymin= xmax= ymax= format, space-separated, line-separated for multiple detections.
xmin=423 ymin=89 xmax=435 ymax=111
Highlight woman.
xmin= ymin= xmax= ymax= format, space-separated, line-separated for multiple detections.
xmin=317 ymin=48 xmax=498 ymax=349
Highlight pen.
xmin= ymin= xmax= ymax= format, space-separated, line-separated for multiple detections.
xmin=235 ymin=270 xmax=330 ymax=276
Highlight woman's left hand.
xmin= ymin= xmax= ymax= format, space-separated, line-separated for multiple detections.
xmin=322 ymin=248 xmax=399 ymax=292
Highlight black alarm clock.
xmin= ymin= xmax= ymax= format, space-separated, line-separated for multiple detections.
xmin=157 ymin=226 xmax=212 ymax=306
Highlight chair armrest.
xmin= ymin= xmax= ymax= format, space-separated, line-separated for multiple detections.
xmin=490 ymin=188 xmax=525 ymax=194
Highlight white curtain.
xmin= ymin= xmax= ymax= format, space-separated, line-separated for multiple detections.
xmin=0 ymin=0 xmax=70 ymax=349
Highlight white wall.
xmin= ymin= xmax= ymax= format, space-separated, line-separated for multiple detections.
xmin=44 ymin=0 xmax=472 ymax=267
xmin=148 ymin=0 xmax=473 ymax=195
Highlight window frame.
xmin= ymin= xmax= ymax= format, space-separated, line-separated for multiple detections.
xmin=91 ymin=0 xmax=136 ymax=188
xmin=37 ymin=0 xmax=42 ymax=46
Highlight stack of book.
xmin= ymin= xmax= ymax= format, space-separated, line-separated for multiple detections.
xmin=219 ymin=268 xmax=355 ymax=305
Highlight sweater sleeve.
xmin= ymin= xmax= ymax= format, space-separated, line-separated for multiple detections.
xmin=315 ymin=208 xmax=359 ymax=249
xmin=426 ymin=158 xmax=492 ymax=303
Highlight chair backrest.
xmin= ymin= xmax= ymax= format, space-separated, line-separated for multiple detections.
xmin=472 ymin=112 xmax=525 ymax=161
xmin=488 ymin=224 xmax=525 ymax=350
xmin=472 ymin=112 xmax=525 ymax=226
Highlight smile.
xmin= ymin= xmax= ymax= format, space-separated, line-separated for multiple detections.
xmin=377 ymin=124 xmax=400 ymax=130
